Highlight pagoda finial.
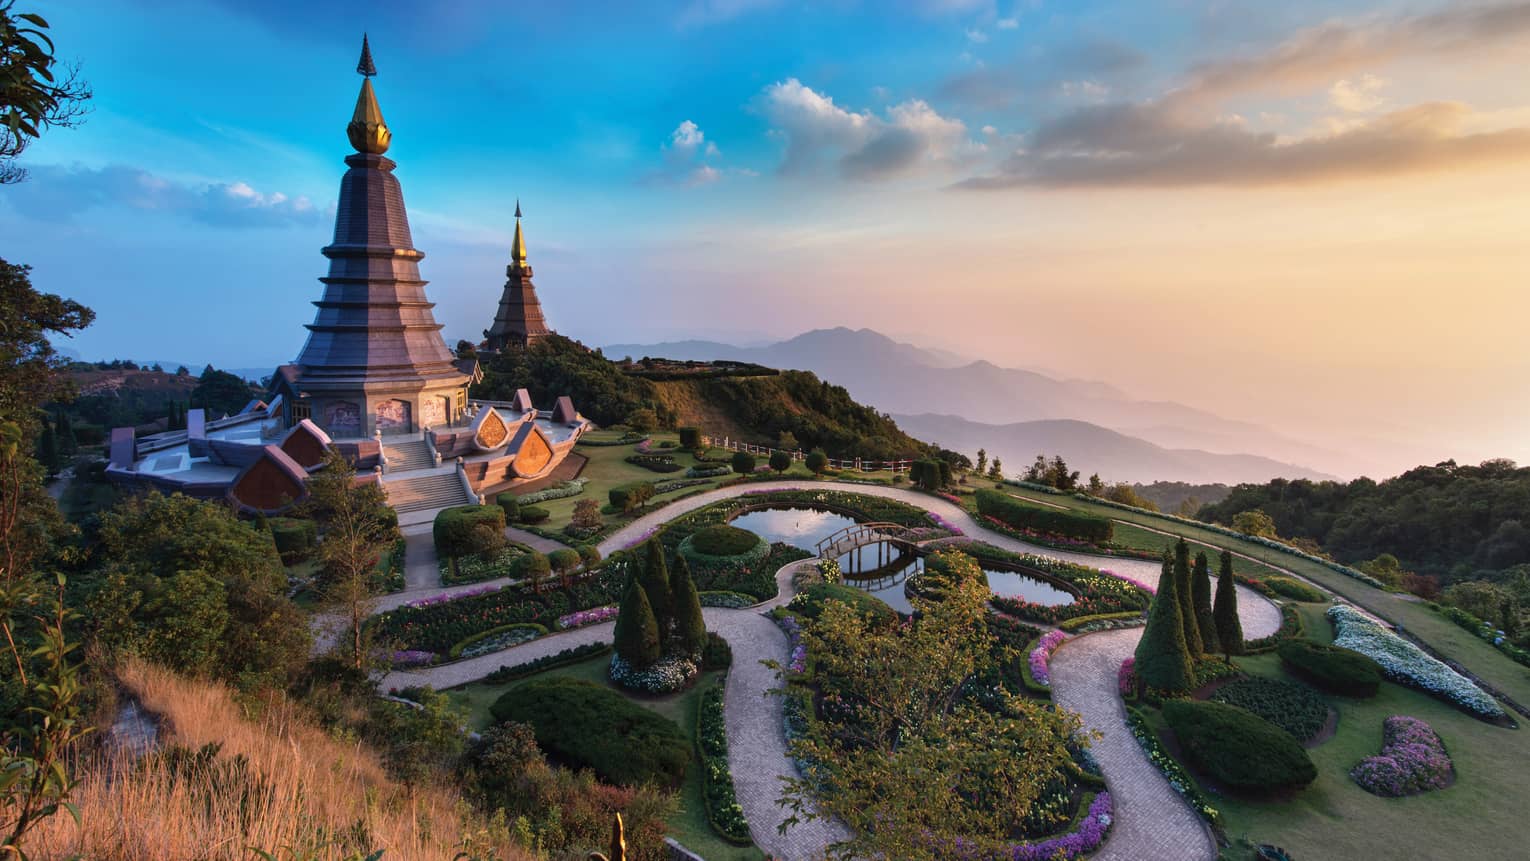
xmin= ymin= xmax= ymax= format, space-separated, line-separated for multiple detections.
xmin=347 ymin=36 xmax=390 ymax=154
xmin=357 ymin=34 xmax=377 ymax=77
xmin=510 ymin=202 xmax=527 ymax=267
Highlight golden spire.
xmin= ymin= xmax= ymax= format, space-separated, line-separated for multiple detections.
xmin=347 ymin=35 xmax=391 ymax=154
xmin=510 ymin=198 xmax=527 ymax=266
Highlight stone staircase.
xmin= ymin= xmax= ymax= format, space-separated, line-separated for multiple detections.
xmin=383 ymin=439 xmax=435 ymax=472
xmin=383 ymin=472 xmax=472 ymax=514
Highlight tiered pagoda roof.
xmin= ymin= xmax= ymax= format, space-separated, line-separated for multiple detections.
xmin=483 ymin=200 xmax=552 ymax=351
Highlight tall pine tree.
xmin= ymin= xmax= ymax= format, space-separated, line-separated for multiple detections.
xmin=669 ymin=554 xmax=707 ymax=657
xmin=613 ymin=578 xmax=662 ymax=668
xmin=1174 ymin=539 xmax=1203 ymax=656
xmin=1192 ymin=551 xmax=1219 ymax=654
xmin=1213 ymin=549 xmax=1244 ymax=658
xmin=54 ymin=406 xmax=76 ymax=454
xmin=1134 ymin=552 xmax=1194 ymax=692
xmin=639 ymin=540 xmax=674 ymax=633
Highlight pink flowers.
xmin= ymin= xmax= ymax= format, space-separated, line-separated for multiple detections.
xmin=1028 ymin=629 xmax=1069 ymax=688
xmin=558 ymin=605 xmax=619 ymax=629
xmin=405 ymin=583 xmax=500 ymax=609
xmin=1352 ymin=716 xmax=1454 ymax=797
xmin=1118 ymin=657 xmax=1137 ymax=697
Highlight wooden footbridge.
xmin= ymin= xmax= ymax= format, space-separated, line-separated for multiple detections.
xmin=814 ymin=522 xmax=920 ymax=570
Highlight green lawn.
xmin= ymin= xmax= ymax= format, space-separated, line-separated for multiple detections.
xmin=445 ymin=656 xmax=765 ymax=861
xmin=1136 ymin=604 xmax=1530 ymax=860
xmin=991 ymin=487 xmax=1530 ymax=710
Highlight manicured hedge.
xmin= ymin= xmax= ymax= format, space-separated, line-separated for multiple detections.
xmin=1242 ymin=604 xmax=1305 ymax=654
xmin=517 ymin=478 xmax=588 ymax=505
xmin=1209 ymin=677 xmax=1330 ymax=741
xmin=626 ymin=454 xmax=684 ymax=473
xmin=1277 ymin=640 xmax=1382 ymax=698
xmin=975 ymin=489 xmax=1112 ymax=544
xmin=689 ymin=524 xmax=762 ymax=557
xmin=1059 ymin=611 xmax=1148 ymax=633
xmin=270 ymin=517 xmax=317 ymax=563
xmin=490 ymin=677 xmax=690 ymax=788
xmin=1162 ymin=699 xmax=1317 ymax=793
xmin=1262 ymin=576 xmax=1327 ymax=603
xmin=697 ymin=678 xmax=750 ymax=843
xmin=482 ymin=642 xmax=611 ymax=684
xmin=788 ymin=583 xmax=897 ymax=624
xmin=517 ymin=505 xmax=550 ymax=525
xmin=678 ymin=427 xmax=702 ymax=449
xmin=434 ymin=505 xmax=506 ymax=558
xmin=610 ymin=482 xmax=655 ymax=513
xmin=495 ymin=493 xmax=519 ymax=522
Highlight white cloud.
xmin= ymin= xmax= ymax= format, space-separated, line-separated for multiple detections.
xmin=675 ymin=0 xmax=779 ymax=30
xmin=651 ymin=120 xmax=739 ymax=187
xmin=757 ymin=78 xmax=983 ymax=181
xmin=996 ymin=17 xmax=1018 ymax=29
xmin=1060 ymin=80 xmax=1110 ymax=102
xmin=966 ymin=28 xmax=989 ymax=43
xmin=2 ymin=163 xmax=323 ymax=226
xmin=1329 ymin=74 xmax=1388 ymax=113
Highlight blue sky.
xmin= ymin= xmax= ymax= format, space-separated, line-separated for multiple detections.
xmin=6 ymin=0 xmax=1530 ymax=467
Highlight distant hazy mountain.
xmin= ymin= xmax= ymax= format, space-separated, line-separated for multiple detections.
xmin=893 ymin=413 xmax=1332 ymax=485
xmin=604 ymin=327 xmax=1345 ymax=481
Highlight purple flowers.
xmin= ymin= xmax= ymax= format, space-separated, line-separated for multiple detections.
xmin=925 ymin=510 xmax=965 ymax=537
xmin=922 ymin=791 xmax=1113 ymax=860
xmin=1028 ymin=630 xmax=1069 ymax=688
xmin=620 ymin=525 xmax=660 ymax=551
xmin=558 ymin=605 xmax=619 ymax=629
xmin=1352 ymin=716 xmax=1454 ymax=797
xmin=405 ymin=583 xmax=500 ymax=609
xmin=1118 ymin=657 xmax=1137 ymax=697
xmin=777 ymin=615 xmax=808 ymax=673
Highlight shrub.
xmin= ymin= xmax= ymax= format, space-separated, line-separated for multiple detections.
xmin=483 ymin=642 xmax=611 ymax=684
xmin=1263 ymin=576 xmax=1327 ymax=603
xmin=685 ymin=464 xmax=731 ymax=479
xmin=570 ymin=498 xmax=603 ymax=532
xmin=516 ymin=478 xmax=588 ymax=505
xmin=1328 ymin=604 xmax=1504 ymax=718
xmin=805 ymin=449 xmax=829 ymax=475
xmin=1162 ymin=699 xmax=1317 ymax=793
xmin=610 ymin=481 xmax=655 ymax=514
xmin=1125 ymin=707 xmax=1220 ymax=823
xmin=576 ymin=543 xmax=602 ymax=568
xmin=489 ymin=677 xmax=690 ymax=788
xmin=702 ymin=631 xmax=733 ymax=670
xmin=627 ymin=453 xmax=684 ymax=473
xmin=730 ymin=451 xmax=756 ymax=475
xmin=269 ymin=517 xmax=317 ymax=563
xmin=495 ymin=493 xmax=519 ymax=522
xmin=1351 ymin=716 xmax=1453 ymax=797
xmin=433 ymin=505 xmax=507 ymax=559
xmin=689 ymin=524 xmax=761 ymax=557
xmin=548 ymin=548 xmax=581 ymax=575
xmin=1243 ymin=604 xmax=1305 ymax=654
xmin=613 ymin=580 xmax=662 ymax=669
xmin=975 ymin=488 xmax=1112 ymax=544
xmin=517 ymin=505 xmax=550 ymax=525
xmin=1277 ymin=640 xmax=1382 ymax=697
xmin=769 ymin=450 xmax=792 ymax=474
xmin=678 ymin=426 xmax=702 ymax=449
xmin=696 ymin=678 xmax=750 ymax=843
xmin=1209 ymin=677 xmax=1329 ymax=741
xmin=609 ymin=653 xmax=698 ymax=694
xmin=699 ymin=590 xmax=757 ymax=608
xmin=1135 ymin=554 xmax=1193 ymax=692
xmin=788 ymin=583 xmax=897 ymax=625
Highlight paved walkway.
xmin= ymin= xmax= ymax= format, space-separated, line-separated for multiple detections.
xmin=400 ymin=524 xmax=441 ymax=591
xmin=371 ymin=480 xmax=1287 ymax=861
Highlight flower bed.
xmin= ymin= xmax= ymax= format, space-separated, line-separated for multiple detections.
xmin=1243 ymin=603 xmax=1305 ymax=654
xmin=697 ymin=678 xmax=751 ymax=843
xmin=609 ymin=653 xmax=698 ymax=694
xmin=1351 ymin=716 xmax=1453 ymax=797
xmin=1118 ymin=657 xmax=1137 ymax=698
xmin=1125 ymin=706 xmax=1220 ymax=824
xmin=922 ymin=792 xmax=1114 ymax=861
xmin=1436 ymin=603 xmax=1530 ymax=670
xmin=558 ymin=605 xmax=618 ymax=630
xmin=626 ymin=454 xmax=684 ymax=473
xmin=698 ymin=590 xmax=758 ymax=608
xmin=1028 ymin=630 xmax=1070 ymax=688
xmin=390 ymin=649 xmax=436 ymax=668
xmin=1328 ymin=604 xmax=1505 ymax=718
xmin=450 ymin=622 xmax=546 ymax=659
xmin=686 ymin=464 xmax=732 ymax=478
xmin=576 ymin=432 xmax=647 ymax=447
xmin=516 ymin=478 xmax=588 ymax=505
xmin=441 ymin=547 xmax=526 ymax=586
xmin=1209 ymin=677 xmax=1329 ymax=742
xmin=1060 ymin=611 xmax=1147 ymax=633
xmin=483 ymin=641 xmax=611 ymax=684
xmin=776 ymin=614 xmax=808 ymax=674
xmin=652 ymin=477 xmax=716 ymax=495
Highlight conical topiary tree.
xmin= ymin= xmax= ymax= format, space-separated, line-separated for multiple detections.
xmin=1174 ymin=539 xmax=1203 ymax=656
xmin=1192 ymin=550 xmax=1219 ymax=654
xmin=669 ymin=554 xmax=707 ymax=658
xmin=614 ymin=579 xmax=662 ymax=669
xmin=639 ymin=540 xmax=674 ymax=633
xmin=1213 ymin=549 xmax=1244 ymax=658
xmin=1134 ymin=551 xmax=1194 ymax=692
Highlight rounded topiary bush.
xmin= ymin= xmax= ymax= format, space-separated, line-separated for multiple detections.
xmin=1262 ymin=576 xmax=1327 ymax=603
xmin=1162 ymin=699 xmax=1318 ymax=793
xmin=1278 ymin=640 xmax=1383 ymax=698
xmin=517 ymin=505 xmax=550 ymax=525
xmin=432 ymin=505 xmax=506 ymax=558
xmin=691 ymin=524 xmax=761 ymax=557
xmin=1209 ymin=677 xmax=1330 ymax=741
xmin=489 ymin=677 xmax=690 ymax=788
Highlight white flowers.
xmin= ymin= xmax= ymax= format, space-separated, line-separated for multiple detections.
xmin=1328 ymin=605 xmax=1504 ymax=718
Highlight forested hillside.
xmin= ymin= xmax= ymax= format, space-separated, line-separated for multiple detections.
xmin=1197 ymin=460 xmax=1530 ymax=583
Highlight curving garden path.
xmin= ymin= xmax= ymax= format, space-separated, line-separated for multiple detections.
xmin=375 ymin=480 xmax=1284 ymax=861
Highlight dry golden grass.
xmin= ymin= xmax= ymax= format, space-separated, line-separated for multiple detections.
xmin=24 ymin=659 xmax=534 ymax=861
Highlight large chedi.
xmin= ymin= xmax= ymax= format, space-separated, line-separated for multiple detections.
xmin=481 ymin=201 xmax=552 ymax=351
xmin=271 ymin=37 xmax=474 ymax=437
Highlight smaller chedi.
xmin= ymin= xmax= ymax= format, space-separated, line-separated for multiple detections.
xmin=105 ymin=37 xmax=587 ymax=517
xmin=480 ymin=199 xmax=553 ymax=352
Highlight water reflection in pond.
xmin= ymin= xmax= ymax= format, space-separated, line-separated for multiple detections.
xmin=984 ymin=569 xmax=1076 ymax=606
xmin=727 ymin=506 xmax=858 ymax=552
